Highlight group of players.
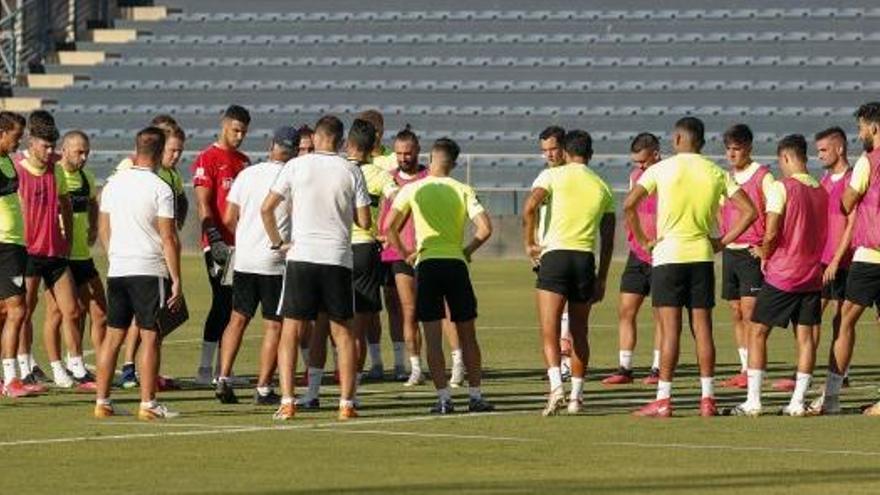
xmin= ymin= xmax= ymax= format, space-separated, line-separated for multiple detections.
xmin=0 ymin=100 xmax=878 ymax=420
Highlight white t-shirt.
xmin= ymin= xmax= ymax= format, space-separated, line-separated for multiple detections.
xmin=100 ymin=167 xmax=175 ymax=277
xmin=270 ymin=151 xmax=370 ymax=268
xmin=227 ymin=160 xmax=289 ymax=275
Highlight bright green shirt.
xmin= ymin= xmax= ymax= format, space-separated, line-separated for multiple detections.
xmin=391 ymin=175 xmax=485 ymax=263
xmin=351 ymin=161 xmax=396 ymax=244
xmin=0 ymin=156 xmax=24 ymax=246
xmin=531 ymin=163 xmax=615 ymax=255
xmin=60 ymin=166 xmax=97 ymax=260
xmin=372 ymin=145 xmax=398 ymax=172
xmin=157 ymin=166 xmax=185 ymax=195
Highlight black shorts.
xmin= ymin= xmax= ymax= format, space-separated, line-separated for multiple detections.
xmin=25 ymin=255 xmax=69 ymax=287
xmin=821 ymin=265 xmax=848 ymax=301
xmin=352 ymin=242 xmax=383 ymax=313
xmin=69 ymin=259 xmax=99 ymax=287
xmin=652 ymin=262 xmax=715 ymax=309
xmin=416 ymin=258 xmax=477 ymax=322
xmin=721 ymin=248 xmax=764 ymax=300
xmin=0 ymin=243 xmax=26 ymax=300
xmin=232 ymin=271 xmax=282 ymax=322
xmin=620 ymin=251 xmax=652 ymax=296
xmin=384 ymin=260 xmax=415 ymax=286
xmin=281 ymin=261 xmax=353 ymax=321
xmin=106 ymin=276 xmax=170 ymax=331
xmin=845 ymin=262 xmax=880 ymax=308
xmin=753 ymin=283 xmax=821 ymax=327
xmin=536 ymin=250 xmax=596 ymax=303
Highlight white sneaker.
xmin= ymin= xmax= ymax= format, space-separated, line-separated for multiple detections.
xmin=138 ymin=403 xmax=180 ymax=420
xmin=194 ymin=366 xmax=213 ymax=386
xmin=542 ymin=390 xmax=566 ymax=417
xmin=403 ymin=371 xmax=424 ymax=387
xmin=449 ymin=362 xmax=465 ymax=388
xmin=561 ymin=357 xmax=572 ymax=382
xmin=53 ymin=369 xmax=75 ymax=388
xmin=729 ymin=402 xmax=762 ymax=417
xmin=567 ymin=397 xmax=583 ymax=414
xmin=781 ymin=403 xmax=806 ymax=417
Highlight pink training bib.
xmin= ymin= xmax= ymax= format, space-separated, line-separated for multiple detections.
xmin=379 ymin=166 xmax=429 ymax=262
xmin=820 ymin=168 xmax=854 ymax=267
xmin=626 ymin=167 xmax=657 ymax=264
xmin=720 ymin=165 xmax=769 ymax=246
xmin=853 ymin=149 xmax=880 ymax=250
xmin=14 ymin=153 xmax=69 ymax=258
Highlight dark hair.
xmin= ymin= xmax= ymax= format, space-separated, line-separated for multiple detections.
xmin=777 ymin=134 xmax=807 ymax=162
xmin=563 ymin=130 xmax=593 ymax=160
xmin=314 ymin=115 xmax=344 ymax=148
xmin=0 ymin=111 xmax=25 ymax=132
xmin=297 ymin=124 xmax=314 ymax=136
xmin=136 ymin=126 xmax=166 ymax=161
xmin=674 ymin=117 xmax=705 ymax=150
xmin=539 ymin=125 xmax=565 ymax=143
xmin=223 ymin=104 xmax=251 ymax=125
xmin=348 ymin=118 xmax=377 ymax=155
xmin=630 ymin=132 xmax=660 ymax=153
xmin=855 ymin=102 xmax=880 ymax=124
xmin=357 ymin=109 xmax=384 ymax=131
xmin=28 ymin=110 xmax=59 ymax=142
xmin=723 ymin=123 xmax=753 ymax=147
xmin=163 ymin=123 xmax=186 ymax=141
xmin=394 ymin=123 xmax=419 ymax=146
xmin=62 ymin=130 xmax=90 ymax=146
xmin=814 ymin=126 xmax=847 ymax=143
xmin=432 ymin=137 xmax=460 ymax=164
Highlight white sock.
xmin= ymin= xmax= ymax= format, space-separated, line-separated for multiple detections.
xmin=468 ymin=386 xmax=482 ymax=400
xmin=217 ymin=375 xmax=229 ymax=383
xmin=450 ymin=349 xmax=463 ymax=367
xmin=2 ymin=358 xmax=17 ymax=386
xmin=281 ymin=396 xmax=294 ymax=405
xmin=700 ymin=376 xmax=714 ymax=398
xmin=67 ymin=355 xmax=87 ymax=378
xmin=619 ymin=350 xmax=633 ymax=370
xmin=656 ymin=380 xmax=672 ymax=400
xmin=300 ymin=347 xmax=309 ymax=368
xmin=651 ymin=349 xmax=661 ymax=370
xmin=140 ymin=400 xmax=157 ymax=409
xmin=28 ymin=353 xmax=37 ymax=370
xmin=409 ymin=356 xmax=422 ymax=374
xmin=825 ymin=371 xmax=845 ymax=398
xmin=570 ymin=377 xmax=584 ymax=401
xmin=392 ymin=341 xmax=405 ymax=368
xmin=547 ymin=366 xmax=563 ymax=394
xmin=256 ymin=386 xmax=271 ymax=396
xmin=50 ymin=360 xmax=67 ymax=379
xmin=737 ymin=347 xmax=748 ymax=372
xmin=746 ymin=369 xmax=763 ymax=407
xmin=560 ymin=312 xmax=571 ymax=340
xmin=307 ymin=367 xmax=323 ymax=399
xmin=437 ymin=387 xmax=451 ymax=402
xmin=339 ymin=398 xmax=354 ymax=409
xmin=199 ymin=341 xmax=218 ymax=370
xmin=368 ymin=343 xmax=383 ymax=367
xmin=790 ymin=372 xmax=811 ymax=408
xmin=17 ymin=354 xmax=31 ymax=377
xmin=96 ymin=397 xmax=111 ymax=406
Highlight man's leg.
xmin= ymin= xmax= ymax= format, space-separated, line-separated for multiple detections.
xmin=95 ymin=327 xmax=126 ymax=414
xmin=1 ymin=294 xmax=27 ymax=390
xmin=394 ymin=272 xmax=423 ymax=385
xmin=81 ymin=275 xmax=108 ymax=354
xmin=384 ymin=284 xmax=406 ymax=379
xmin=366 ymin=312 xmax=384 ymax=376
xmin=48 ymin=270 xmax=86 ymax=382
xmin=120 ymin=323 xmax=140 ymax=388
xmin=788 ymin=324 xmax=816 ymax=414
xmin=422 ymin=319 xmax=449 ymax=397
xmin=328 ymin=317 xmax=356 ymax=405
xmin=218 ymin=311 xmax=251 ymax=379
xmin=276 ymin=317 xmax=303 ymax=418
xmin=740 ymin=321 xmax=771 ymax=413
xmin=649 ymin=307 xmax=663 ymax=379
xmin=298 ymin=316 xmax=329 ymax=407
xmin=138 ymin=329 xmax=160 ymax=406
xmin=821 ymin=300 xmax=864 ymax=412
xmin=256 ymin=319 xmax=281 ymax=398
xmin=197 ymin=253 xmax=232 ymax=383
xmin=604 ymin=292 xmax=644 ymax=384
xmin=18 ymin=276 xmax=41 ymax=379
xmin=727 ymin=298 xmax=749 ymax=380
xmin=42 ymin=289 xmax=64 ymax=375
xmin=536 ymin=288 xmax=566 ymax=399
xmin=442 ymin=317 xmax=464 ymax=386
xmin=566 ymin=301 xmax=590 ymax=408
xmin=352 ymin=311 xmax=370 ymax=400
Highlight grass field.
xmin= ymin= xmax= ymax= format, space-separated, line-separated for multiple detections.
xmin=4 ymin=256 xmax=880 ymax=494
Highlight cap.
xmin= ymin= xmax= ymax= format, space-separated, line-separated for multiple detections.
xmin=272 ymin=125 xmax=300 ymax=150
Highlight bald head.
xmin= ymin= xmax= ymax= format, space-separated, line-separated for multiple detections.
xmin=60 ymin=130 xmax=90 ymax=170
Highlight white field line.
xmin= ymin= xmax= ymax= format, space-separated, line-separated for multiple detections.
xmin=600 ymin=441 xmax=880 ymax=458
xmin=308 ymin=428 xmax=532 ymax=442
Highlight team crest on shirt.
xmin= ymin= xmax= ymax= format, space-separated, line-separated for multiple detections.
xmin=222 ymin=177 xmax=233 ymax=190
xmin=194 ymin=167 xmax=206 ymax=178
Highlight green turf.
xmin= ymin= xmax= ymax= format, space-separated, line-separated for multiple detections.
xmin=3 ymin=257 xmax=880 ymax=494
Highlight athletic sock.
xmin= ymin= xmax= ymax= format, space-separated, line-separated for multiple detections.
xmin=281 ymin=396 xmax=294 ymax=406
xmin=570 ymin=377 xmax=585 ymax=401
xmin=468 ymin=387 xmax=482 ymax=401
xmin=825 ymin=371 xmax=845 ymax=398
xmin=300 ymin=347 xmax=309 ymax=368
xmin=790 ymin=372 xmax=811 ymax=408
xmin=199 ymin=341 xmax=218 ymax=370
xmin=256 ymin=386 xmax=271 ymax=397
xmin=140 ymin=400 xmax=157 ymax=410
xmin=737 ymin=347 xmax=749 ymax=372
xmin=560 ymin=312 xmax=571 ymax=340
xmin=67 ymin=355 xmax=87 ymax=378
xmin=368 ymin=343 xmax=383 ymax=368
xmin=17 ymin=354 xmax=30 ymax=377
xmin=651 ymin=349 xmax=661 ymax=370
xmin=217 ymin=375 xmax=229 ymax=383
xmin=437 ymin=387 xmax=451 ymax=402
xmin=50 ymin=360 xmax=67 ymax=380
xmin=746 ymin=369 xmax=764 ymax=407
xmin=307 ymin=367 xmax=324 ymax=399
xmin=28 ymin=353 xmax=37 ymax=371
xmin=450 ymin=348 xmax=463 ymax=368
xmin=547 ymin=366 xmax=563 ymax=394
xmin=656 ymin=380 xmax=672 ymax=400
xmin=619 ymin=350 xmax=633 ymax=370
xmin=392 ymin=341 xmax=405 ymax=368
xmin=339 ymin=399 xmax=355 ymax=409
xmin=700 ymin=376 xmax=714 ymax=398
xmin=409 ymin=356 xmax=422 ymax=375
xmin=2 ymin=358 xmax=17 ymax=386
xmin=96 ymin=397 xmax=111 ymax=406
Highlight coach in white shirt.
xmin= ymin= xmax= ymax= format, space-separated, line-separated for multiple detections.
xmin=214 ymin=126 xmax=300 ymax=406
xmin=94 ymin=127 xmax=182 ymax=421
xmin=262 ymin=115 xmax=371 ymax=421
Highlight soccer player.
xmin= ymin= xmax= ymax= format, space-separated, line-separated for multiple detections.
xmin=730 ymin=134 xmax=827 ymax=417
xmin=523 ymin=130 xmax=615 ymax=415
xmin=297 ymin=125 xmax=315 ymax=155
xmin=262 ymin=115 xmax=371 ymax=420
xmin=347 ymin=119 xmax=397 ymax=391
xmin=43 ymin=131 xmax=107 ymax=371
xmin=386 ymin=137 xmax=495 ymax=414
xmin=603 ymin=133 xmax=663 ymax=386
xmin=94 ymin=126 xmax=183 ymax=420
xmin=214 ymin=127 xmax=300 ymax=405
xmin=0 ymin=111 xmax=43 ymax=397
xmin=719 ymin=124 xmax=774 ymax=389
xmin=627 ymin=117 xmax=757 ymax=418
xmin=15 ymin=111 xmax=90 ymax=389
xmin=378 ymin=127 xmax=430 ymax=385
xmin=358 ymin=109 xmax=397 ymax=171
xmin=814 ymin=102 xmax=880 ymax=415
xmin=191 ymin=105 xmax=251 ymax=385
